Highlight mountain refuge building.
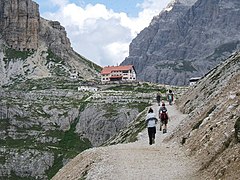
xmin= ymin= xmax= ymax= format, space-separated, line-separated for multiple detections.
xmin=100 ymin=65 xmax=137 ymax=83
xmin=189 ymin=77 xmax=201 ymax=86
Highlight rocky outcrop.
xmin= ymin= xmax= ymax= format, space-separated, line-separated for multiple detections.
xmin=121 ymin=0 xmax=240 ymax=85
xmin=0 ymin=0 xmax=40 ymax=50
xmin=75 ymin=90 xmax=147 ymax=146
xmin=39 ymin=18 xmax=72 ymax=62
xmin=168 ymin=51 xmax=240 ymax=179
xmin=0 ymin=148 xmax=54 ymax=179
xmin=0 ymin=0 xmax=101 ymax=87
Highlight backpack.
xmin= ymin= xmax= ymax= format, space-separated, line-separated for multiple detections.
xmin=160 ymin=109 xmax=168 ymax=121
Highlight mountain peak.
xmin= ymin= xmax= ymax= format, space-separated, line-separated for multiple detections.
xmin=121 ymin=0 xmax=240 ymax=85
xmin=0 ymin=0 xmax=101 ymax=86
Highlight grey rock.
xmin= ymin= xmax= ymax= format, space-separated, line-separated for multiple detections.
xmin=0 ymin=0 xmax=100 ymax=86
xmin=121 ymin=0 xmax=240 ymax=85
xmin=0 ymin=148 xmax=54 ymax=179
xmin=75 ymin=103 xmax=139 ymax=146
xmin=170 ymin=51 xmax=240 ymax=179
xmin=0 ymin=0 xmax=40 ymax=50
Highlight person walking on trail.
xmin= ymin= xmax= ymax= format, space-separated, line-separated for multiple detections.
xmin=167 ymin=90 xmax=174 ymax=105
xmin=156 ymin=93 xmax=161 ymax=106
xmin=159 ymin=103 xmax=169 ymax=134
xmin=146 ymin=107 xmax=158 ymax=145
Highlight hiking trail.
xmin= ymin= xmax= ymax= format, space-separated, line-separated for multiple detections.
xmin=52 ymin=104 xmax=203 ymax=180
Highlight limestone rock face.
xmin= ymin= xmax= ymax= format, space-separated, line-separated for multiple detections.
xmin=39 ymin=18 xmax=72 ymax=60
xmin=0 ymin=148 xmax=54 ymax=179
xmin=0 ymin=0 xmax=40 ymax=50
xmin=0 ymin=0 xmax=101 ymax=87
xmin=170 ymin=51 xmax=240 ymax=179
xmin=75 ymin=103 xmax=139 ymax=146
xmin=121 ymin=0 xmax=240 ymax=85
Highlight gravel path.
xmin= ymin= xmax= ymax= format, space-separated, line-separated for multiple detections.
xmin=84 ymin=104 xmax=203 ymax=180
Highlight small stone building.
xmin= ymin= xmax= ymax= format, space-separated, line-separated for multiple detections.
xmin=78 ymin=86 xmax=98 ymax=92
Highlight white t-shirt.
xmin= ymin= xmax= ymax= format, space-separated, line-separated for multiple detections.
xmin=146 ymin=112 xmax=157 ymax=127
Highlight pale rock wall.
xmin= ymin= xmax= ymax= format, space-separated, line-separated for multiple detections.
xmin=168 ymin=51 xmax=240 ymax=179
xmin=0 ymin=0 xmax=40 ymax=50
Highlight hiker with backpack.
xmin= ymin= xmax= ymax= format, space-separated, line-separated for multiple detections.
xmin=167 ymin=90 xmax=174 ymax=105
xmin=159 ymin=103 xmax=169 ymax=134
xmin=146 ymin=107 xmax=158 ymax=145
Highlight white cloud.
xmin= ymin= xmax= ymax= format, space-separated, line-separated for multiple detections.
xmin=42 ymin=0 xmax=171 ymax=67
xmin=50 ymin=0 xmax=69 ymax=7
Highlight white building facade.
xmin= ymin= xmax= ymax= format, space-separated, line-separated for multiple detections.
xmin=100 ymin=65 xmax=137 ymax=83
xmin=189 ymin=77 xmax=201 ymax=86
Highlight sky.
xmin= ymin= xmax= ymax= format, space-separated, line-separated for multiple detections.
xmin=34 ymin=0 xmax=172 ymax=67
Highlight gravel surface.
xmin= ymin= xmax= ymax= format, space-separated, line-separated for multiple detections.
xmin=52 ymin=104 xmax=203 ymax=180
xmin=85 ymin=104 xmax=203 ymax=180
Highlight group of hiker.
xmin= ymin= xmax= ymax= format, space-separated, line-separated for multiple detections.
xmin=156 ymin=90 xmax=174 ymax=106
xmin=146 ymin=90 xmax=174 ymax=145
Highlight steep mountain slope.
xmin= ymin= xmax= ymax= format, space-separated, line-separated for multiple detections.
xmin=121 ymin=0 xmax=240 ymax=85
xmin=0 ymin=0 xmax=101 ymax=86
xmin=168 ymin=51 xmax=240 ymax=179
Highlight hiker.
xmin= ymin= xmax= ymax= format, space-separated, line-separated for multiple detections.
xmin=167 ymin=90 xmax=174 ymax=105
xmin=159 ymin=103 xmax=169 ymax=134
xmin=156 ymin=92 xmax=161 ymax=106
xmin=146 ymin=107 xmax=158 ymax=145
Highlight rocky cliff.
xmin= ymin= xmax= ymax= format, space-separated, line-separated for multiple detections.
xmin=0 ymin=0 xmax=101 ymax=87
xmin=121 ymin=0 xmax=240 ymax=86
xmin=168 ymin=51 xmax=240 ymax=179
xmin=0 ymin=0 xmax=40 ymax=50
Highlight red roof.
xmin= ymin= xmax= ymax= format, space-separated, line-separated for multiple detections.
xmin=101 ymin=65 xmax=134 ymax=75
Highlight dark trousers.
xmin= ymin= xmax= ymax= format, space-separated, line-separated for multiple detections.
xmin=148 ymin=127 xmax=156 ymax=145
